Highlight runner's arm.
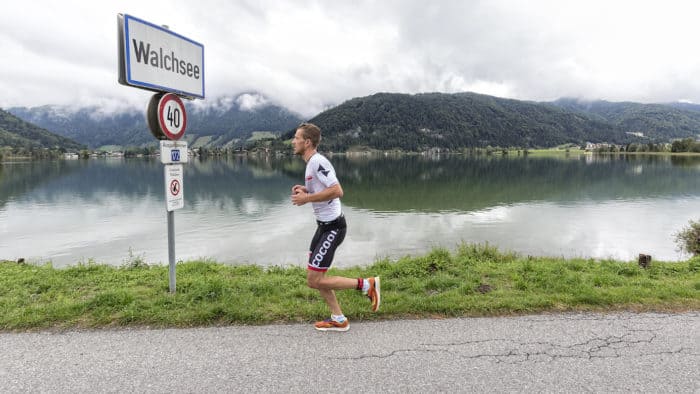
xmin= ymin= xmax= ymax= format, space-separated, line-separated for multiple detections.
xmin=292 ymin=183 xmax=343 ymax=206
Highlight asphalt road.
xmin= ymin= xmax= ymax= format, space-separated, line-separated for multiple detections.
xmin=1 ymin=312 xmax=698 ymax=393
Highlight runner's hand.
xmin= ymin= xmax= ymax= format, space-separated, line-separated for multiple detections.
xmin=292 ymin=185 xmax=307 ymax=194
xmin=291 ymin=190 xmax=308 ymax=206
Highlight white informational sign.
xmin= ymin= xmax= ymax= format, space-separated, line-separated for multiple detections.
xmin=164 ymin=164 xmax=184 ymax=211
xmin=160 ymin=140 xmax=189 ymax=164
xmin=118 ymin=14 xmax=205 ymax=98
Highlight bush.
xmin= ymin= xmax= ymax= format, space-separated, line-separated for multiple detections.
xmin=675 ymin=219 xmax=700 ymax=256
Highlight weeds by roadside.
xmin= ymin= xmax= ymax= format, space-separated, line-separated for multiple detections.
xmin=0 ymin=244 xmax=698 ymax=331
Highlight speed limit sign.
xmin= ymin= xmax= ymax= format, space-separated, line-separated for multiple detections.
xmin=158 ymin=93 xmax=187 ymax=140
xmin=147 ymin=92 xmax=187 ymax=140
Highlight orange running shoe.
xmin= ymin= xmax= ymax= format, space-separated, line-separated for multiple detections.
xmin=314 ymin=318 xmax=349 ymax=332
xmin=367 ymin=276 xmax=381 ymax=312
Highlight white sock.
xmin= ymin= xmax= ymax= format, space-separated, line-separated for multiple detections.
xmin=362 ymin=278 xmax=370 ymax=293
xmin=331 ymin=314 xmax=346 ymax=323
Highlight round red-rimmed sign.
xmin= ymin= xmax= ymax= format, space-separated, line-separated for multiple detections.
xmin=170 ymin=179 xmax=181 ymax=196
xmin=158 ymin=93 xmax=187 ymax=140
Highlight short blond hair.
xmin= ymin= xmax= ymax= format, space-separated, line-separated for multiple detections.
xmin=297 ymin=122 xmax=321 ymax=147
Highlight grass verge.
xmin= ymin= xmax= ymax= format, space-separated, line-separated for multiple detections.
xmin=1 ymin=244 xmax=699 ymax=331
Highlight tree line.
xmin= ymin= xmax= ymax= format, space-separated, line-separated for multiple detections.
xmin=302 ymin=92 xmax=639 ymax=152
xmin=594 ymin=138 xmax=700 ymax=153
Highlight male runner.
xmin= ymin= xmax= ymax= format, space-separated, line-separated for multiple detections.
xmin=291 ymin=122 xmax=380 ymax=331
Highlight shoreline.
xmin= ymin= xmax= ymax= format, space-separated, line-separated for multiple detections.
xmin=4 ymin=149 xmax=700 ymax=163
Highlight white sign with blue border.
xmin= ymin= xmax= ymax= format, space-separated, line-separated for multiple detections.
xmin=160 ymin=140 xmax=189 ymax=164
xmin=118 ymin=14 xmax=205 ymax=99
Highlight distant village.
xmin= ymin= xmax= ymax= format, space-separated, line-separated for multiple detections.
xmin=60 ymin=144 xmax=277 ymax=160
xmin=59 ymin=134 xmax=700 ymax=160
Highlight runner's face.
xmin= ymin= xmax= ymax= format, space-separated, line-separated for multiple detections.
xmin=292 ymin=129 xmax=308 ymax=155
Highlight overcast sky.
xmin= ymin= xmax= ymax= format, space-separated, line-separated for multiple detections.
xmin=1 ymin=0 xmax=699 ymax=117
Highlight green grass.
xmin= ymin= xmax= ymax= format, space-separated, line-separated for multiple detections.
xmin=525 ymin=148 xmax=586 ymax=156
xmin=1 ymin=244 xmax=698 ymax=331
xmin=97 ymin=145 xmax=123 ymax=152
xmin=248 ymin=131 xmax=278 ymax=141
xmin=192 ymin=136 xmax=213 ymax=148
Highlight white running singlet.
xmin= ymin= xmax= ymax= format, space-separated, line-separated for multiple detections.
xmin=305 ymin=153 xmax=342 ymax=222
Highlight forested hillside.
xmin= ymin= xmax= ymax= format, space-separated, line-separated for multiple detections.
xmin=8 ymin=92 xmax=700 ymax=152
xmin=8 ymin=95 xmax=303 ymax=149
xmin=296 ymin=92 xmax=636 ymax=151
xmin=279 ymin=92 xmax=700 ymax=151
xmin=550 ymin=98 xmax=700 ymax=140
xmin=0 ymin=108 xmax=83 ymax=150
xmin=186 ymin=102 xmax=302 ymax=147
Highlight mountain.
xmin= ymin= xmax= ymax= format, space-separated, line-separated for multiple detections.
xmin=550 ymin=98 xmax=700 ymax=140
xmin=293 ymin=92 xmax=636 ymax=151
xmin=185 ymin=97 xmax=303 ymax=147
xmin=10 ymin=91 xmax=700 ymax=152
xmin=0 ymin=108 xmax=84 ymax=150
xmin=8 ymin=93 xmax=303 ymax=149
xmin=666 ymin=102 xmax=700 ymax=113
xmin=7 ymin=106 xmax=148 ymax=149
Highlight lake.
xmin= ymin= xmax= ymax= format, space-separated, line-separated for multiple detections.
xmin=1 ymin=153 xmax=699 ymax=268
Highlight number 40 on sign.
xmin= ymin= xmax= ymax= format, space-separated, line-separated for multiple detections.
xmin=147 ymin=92 xmax=188 ymax=141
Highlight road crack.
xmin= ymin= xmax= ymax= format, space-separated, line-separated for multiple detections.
xmin=333 ymin=326 xmax=696 ymax=364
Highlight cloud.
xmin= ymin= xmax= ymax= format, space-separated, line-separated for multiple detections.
xmin=235 ymin=93 xmax=269 ymax=111
xmin=2 ymin=0 xmax=700 ymax=117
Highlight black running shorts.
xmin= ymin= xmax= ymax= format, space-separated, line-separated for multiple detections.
xmin=307 ymin=215 xmax=347 ymax=272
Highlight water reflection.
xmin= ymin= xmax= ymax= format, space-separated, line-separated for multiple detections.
xmin=0 ymin=160 xmax=83 ymax=208
xmin=1 ymin=154 xmax=699 ymax=266
xmin=320 ymin=154 xmax=700 ymax=212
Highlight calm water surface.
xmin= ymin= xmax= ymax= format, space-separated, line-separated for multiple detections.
xmin=1 ymin=154 xmax=699 ymax=267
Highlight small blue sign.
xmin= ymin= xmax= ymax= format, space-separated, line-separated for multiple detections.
xmin=171 ymin=149 xmax=181 ymax=162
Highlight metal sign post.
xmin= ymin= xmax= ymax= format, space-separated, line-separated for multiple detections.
xmin=168 ymin=209 xmax=176 ymax=293
xmin=118 ymin=13 xmax=203 ymax=294
xmin=163 ymin=160 xmax=185 ymax=293
xmin=160 ymin=110 xmax=187 ymax=294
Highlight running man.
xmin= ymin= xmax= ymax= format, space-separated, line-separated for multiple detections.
xmin=291 ymin=122 xmax=380 ymax=332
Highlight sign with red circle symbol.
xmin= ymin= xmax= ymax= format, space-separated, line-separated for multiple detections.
xmin=164 ymin=164 xmax=184 ymax=211
xmin=170 ymin=179 xmax=180 ymax=196
xmin=158 ymin=93 xmax=187 ymax=140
